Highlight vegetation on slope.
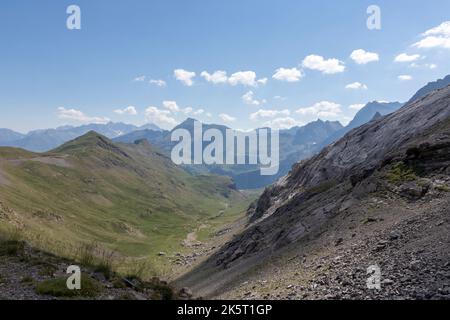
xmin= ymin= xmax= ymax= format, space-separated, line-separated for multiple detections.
xmin=0 ymin=131 xmax=254 ymax=278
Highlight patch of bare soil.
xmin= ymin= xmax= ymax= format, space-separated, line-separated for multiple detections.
xmin=8 ymin=156 xmax=72 ymax=168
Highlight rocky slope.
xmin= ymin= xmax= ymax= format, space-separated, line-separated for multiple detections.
xmin=0 ymin=237 xmax=187 ymax=300
xmin=175 ymin=84 xmax=450 ymax=299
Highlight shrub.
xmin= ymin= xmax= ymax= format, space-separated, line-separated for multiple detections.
xmin=35 ymin=274 xmax=101 ymax=298
xmin=386 ymin=162 xmax=417 ymax=184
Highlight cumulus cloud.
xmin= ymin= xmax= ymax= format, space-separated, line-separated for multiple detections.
xmin=200 ymin=70 xmax=228 ymax=84
xmin=413 ymin=21 xmax=450 ymax=49
xmin=302 ymin=55 xmax=345 ymax=74
xmin=114 ymin=106 xmax=138 ymax=115
xmin=182 ymin=107 xmax=193 ymax=115
xmin=250 ymin=109 xmax=290 ymax=121
xmin=242 ymin=91 xmax=266 ymax=106
xmin=219 ymin=113 xmax=236 ymax=123
xmin=345 ymin=82 xmax=368 ymax=90
xmin=410 ymin=62 xmax=437 ymax=69
xmin=134 ymin=75 xmax=146 ymax=82
xmin=394 ymin=53 xmax=421 ymax=63
xmin=144 ymin=106 xmax=177 ymax=129
xmin=257 ymin=78 xmax=268 ymax=85
xmin=174 ymin=69 xmax=196 ymax=86
xmin=263 ymin=117 xmax=301 ymax=130
xmin=200 ymin=70 xmax=266 ymax=86
xmin=228 ymin=71 xmax=258 ymax=86
xmin=162 ymin=101 xmax=180 ymax=113
xmin=398 ymin=75 xmax=413 ymax=81
xmin=57 ymin=107 xmax=110 ymax=124
xmin=349 ymin=104 xmax=366 ymax=111
xmin=193 ymin=109 xmax=204 ymax=115
xmin=296 ymin=101 xmax=342 ymax=118
xmin=272 ymin=67 xmax=303 ymax=82
xmin=149 ymin=79 xmax=167 ymax=87
xmin=350 ymin=49 xmax=379 ymax=64
xmin=180 ymin=107 xmax=204 ymax=116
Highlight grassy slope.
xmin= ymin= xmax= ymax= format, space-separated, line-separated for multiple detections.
xmin=0 ymin=132 xmax=254 ymax=276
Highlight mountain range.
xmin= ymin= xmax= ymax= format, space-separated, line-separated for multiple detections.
xmin=2 ymin=75 xmax=450 ymax=191
xmin=0 ymin=122 xmax=161 ymax=152
xmin=0 ymin=130 xmax=251 ymax=274
xmin=1 ymin=75 xmax=449 ymax=300
xmin=176 ymin=80 xmax=450 ymax=300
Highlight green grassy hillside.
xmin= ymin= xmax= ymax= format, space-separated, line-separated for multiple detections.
xmin=0 ymin=132 xmax=253 ymax=276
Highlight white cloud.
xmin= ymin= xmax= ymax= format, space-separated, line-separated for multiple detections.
xmin=394 ymin=53 xmax=421 ymax=63
xmin=250 ymin=109 xmax=290 ymax=121
xmin=413 ymin=36 xmax=450 ymax=49
xmin=345 ymin=82 xmax=368 ymax=90
xmin=228 ymin=71 xmax=258 ymax=86
xmin=423 ymin=21 xmax=450 ymax=37
xmin=57 ymin=107 xmax=110 ymax=124
xmin=219 ymin=113 xmax=236 ymax=123
xmin=410 ymin=62 xmax=437 ymax=69
xmin=350 ymin=49 xmax=379 ymax=65
xmin=174 ymin=69 xmax=196 ymax=86
xmin=144 ymin=106 xmax=177 ymax=129
xmin=149 ymin=79 xmax=167 ymax=87
xmin=162 ymin=101 xmax=180 ymax=113
xmin=272 ymin=67 xmax=303 ymax=82
xmin=242 ymin=91 xmax=266 ymax=106
xmin=413 ymin=21 xmax=450 ymax=49
xmin=257 ymin=78 xmax=268 ymax=85
xmin=296 ymin=101 xmax=342 ymax=118
xmin=398 ymin=75 xmax=413 ymax=81
xmin=206 ymin=112 xmax=213 ymax=118
xmin=182 ymin=107 xmax=193 ymax=115
xmin=200 ymin=70 xmax=228 ymax=84
xmin=134 ymin=75 xmax=146 ymax=82
xmin=114 ymin=106 xmax=138 ymax=115
xmin=200 ymin=70 xmax=266 ymax=86
xmin=302 ymin=55 xmax=345 ymax=74
xmin=349 ymin=104 xmax=365 ymax=111
xmin=274 ymin=95 xmax=287 ymax=101
xmin=182 ymin=107 xmax=204 ymax=116
xmin=341 ymin=116 xmax=353 ymax=126
xmin=263 ymin=117 xmax=301 ymax=130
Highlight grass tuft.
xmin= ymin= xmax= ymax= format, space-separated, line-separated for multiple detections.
xmin=35 ymin=274 xmax=101 ymax=298
xmin=386 ymin=162 xmax=417 ymax=184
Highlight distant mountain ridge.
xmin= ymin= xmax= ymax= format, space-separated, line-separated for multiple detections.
xmin=321 ymin=101 xmax=403 ymax=147
xmin=407 ymin=74 xmax=450 ymax=104
xmin=115 ymin=118 xmax=344 ymax=189
xmin=0 ymin=122 xmax=160 ymax=152
xmin=0 ymin=129 xmax=25 ymax=144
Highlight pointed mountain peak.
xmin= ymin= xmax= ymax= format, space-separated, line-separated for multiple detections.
xmin=52 ymin=131 xmax=126 ymax=156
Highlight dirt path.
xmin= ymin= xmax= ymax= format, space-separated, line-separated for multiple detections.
xmin=182 ymin=224 xmax=207 ymax=248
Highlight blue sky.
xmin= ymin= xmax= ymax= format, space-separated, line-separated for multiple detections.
xmin=1 ymin=0 xmax=450 ymax=132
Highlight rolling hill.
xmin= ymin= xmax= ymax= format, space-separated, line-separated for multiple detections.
xmin=0 ymin=122 xmax=161 ymax=152
xmin=0 ymin=131 xmax=252 ymax=275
